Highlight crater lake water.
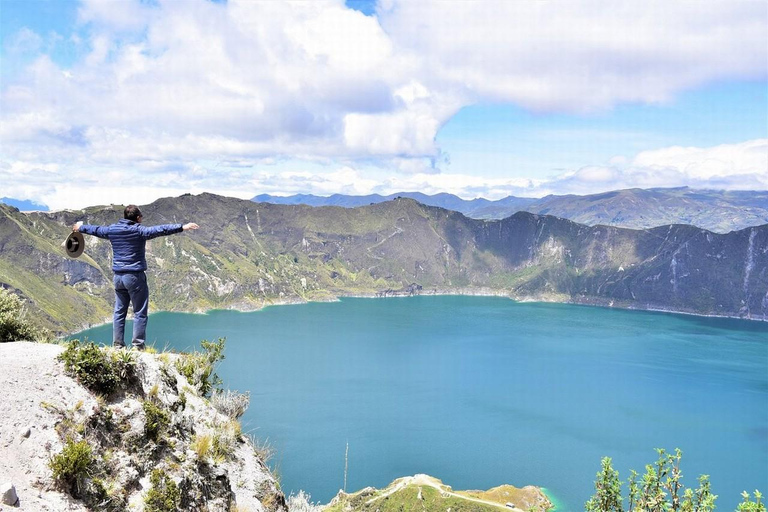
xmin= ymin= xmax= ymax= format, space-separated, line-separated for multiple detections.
xmin=73 ymin=296 xmax=768 ymax=511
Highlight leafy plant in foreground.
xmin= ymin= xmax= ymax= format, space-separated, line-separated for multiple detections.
xmin=0 ymin=287 xmax=48 ymax=342
xmin=175 ymin=337 xmax=226 ymax=396
xmin=585 ymin=457 xmax=623 ymax=512
xmin=587 ymin=448 xmax=762 ymax=512
xmin=738 ymin=491 xmax=766 ymax=512
xmin=49 ymin=438 xmax=94 ymax=497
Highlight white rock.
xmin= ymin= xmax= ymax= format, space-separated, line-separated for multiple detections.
xmin=1 ymin=482 xmax=19 ymax=505
xmin=20 ymin=426 xmax=31 ymax=439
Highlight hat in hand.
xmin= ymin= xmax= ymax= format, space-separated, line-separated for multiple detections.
xmin=62 ymin=231 xmax=85 ymax=258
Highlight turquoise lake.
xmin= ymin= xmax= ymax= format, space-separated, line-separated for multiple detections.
xmin=74 ymin=296 xmax=768 ymax=511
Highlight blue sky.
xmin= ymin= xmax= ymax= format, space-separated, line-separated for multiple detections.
xmin=1 ymin=0 xmax=766 ymax=209
xmin=439 ymin=81 xmax=767 ymax=181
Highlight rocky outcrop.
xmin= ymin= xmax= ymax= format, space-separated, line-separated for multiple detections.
xmin=1 ymin=482 xmax=18 ymax=506
xmin=0 ymin=341 xmax=284 ymax=512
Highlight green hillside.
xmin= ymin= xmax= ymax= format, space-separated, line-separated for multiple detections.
xmin=324 ymin=474 xmax=552 ymax=512
xmin=0 ymin=193 xmax=766 ymax=334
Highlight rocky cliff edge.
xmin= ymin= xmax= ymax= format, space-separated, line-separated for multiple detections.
xmin=0 ymin=341 xmax=284 ymax=511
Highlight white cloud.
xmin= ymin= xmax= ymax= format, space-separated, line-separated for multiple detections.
xmin=378 ymin=0 xmax=767 ymax=112
xmin=632 ymin=139 xmax=768 ymax=180
xmin=78 ymin=0 xmax=152 ymax=32
xmin=547 ymin=139 xmax=768 ymax=195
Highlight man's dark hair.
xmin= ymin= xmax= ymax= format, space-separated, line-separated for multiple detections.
xmin=124 ymin=205 xmax=142 ymax=222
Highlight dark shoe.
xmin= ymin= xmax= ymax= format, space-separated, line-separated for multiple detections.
xmin=113 ymin=342 xmax=126 ymax=349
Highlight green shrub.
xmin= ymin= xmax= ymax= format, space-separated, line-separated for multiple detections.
xmin=739 ymin=491 xmax=766 ymax=512
xmin=143 ymin=399 xmax=170 ymax=442
xmin=586 ymin=449 xmax=763 ymax=512
xmin=58 ymin=340 xmax=136 ymax=395
xmin=144 ymin=469 xmax=181 ymax=512
xmin=175 ymin=338 xmax=226 ymax=397
xmin=49 ymin=438 xmax=94 ymax=497
xmin=0 ymin=287 xmax=48 ymax=342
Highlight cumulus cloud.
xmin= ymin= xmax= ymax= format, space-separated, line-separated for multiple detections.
xmin=1 ymin=0 xmax=766 ymax=208
xmin=377 ymin=0 xmax=767 ymax=111
xmin=632 ymin=139 xmax=768 ymax=180
xmin=547 ymin=139 xmax=768 ymax=195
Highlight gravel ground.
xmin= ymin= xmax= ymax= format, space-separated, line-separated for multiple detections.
xmin=0 ymin=342 xmax=92 ymax=511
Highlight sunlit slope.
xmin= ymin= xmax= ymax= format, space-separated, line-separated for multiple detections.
xmin=324 ymin=474 xmax=552 ymax=512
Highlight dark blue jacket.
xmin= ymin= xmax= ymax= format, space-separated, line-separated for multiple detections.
xmin=79 ymin=219 xmax=183 ymax=272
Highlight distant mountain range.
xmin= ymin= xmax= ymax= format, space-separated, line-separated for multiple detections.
xmin=253 ymin=187 xmax=768 ymax=233
xmin=1 ymin=193 xmax=766 ymax=334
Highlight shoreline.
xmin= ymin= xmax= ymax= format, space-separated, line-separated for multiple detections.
xmin=67 ymin=288 xmax=767 ymax=338
xmin=540 ymin=487 xmax=568 ymax=512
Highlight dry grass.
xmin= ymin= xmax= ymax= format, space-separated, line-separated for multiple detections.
xmin=210 ymin=389 xmax=250 ymax=419
xmin=246 ymin=433 xmax=274 ymax=463
xmin=191 ymin=433 xmax=213 ymax=460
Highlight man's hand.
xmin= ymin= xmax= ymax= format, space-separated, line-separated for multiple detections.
xmin=183 ymin=223 xmax=199 ymax=231
xmin=72 ymin=221 xmax=83 ymax=232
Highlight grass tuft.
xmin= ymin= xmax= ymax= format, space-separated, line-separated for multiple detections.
xmin=211 ymin=388 xmax=250 ymax=419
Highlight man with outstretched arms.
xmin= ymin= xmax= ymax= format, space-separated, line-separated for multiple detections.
xmin=73 ymin=204 xmax=199 ymax=350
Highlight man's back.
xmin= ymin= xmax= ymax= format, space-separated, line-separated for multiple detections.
xmin=78 ymin=218 xmax=183 ymax=272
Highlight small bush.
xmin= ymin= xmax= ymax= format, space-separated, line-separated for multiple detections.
xmin=143 ymin=400 xmax=170 ymax=442
xmin=58 ymin=340 xmax=137 ymax=395
xmin=175 ymin=337 xmax=226 ymax=397
xmin=0 ymin=287 xmax=48 ymax=342
xmin=144 ymin=469 xmax=181 ymax=512
xmin=587 ymin=449 xmax=764 ymax=512
xmin=211 ymin=389 xmax=250 ymax=419
xmin=49 ymin=438 xmax=94 ymax=496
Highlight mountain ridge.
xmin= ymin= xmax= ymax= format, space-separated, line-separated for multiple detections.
xmin=253 ymin=187 xmax=768 ymax=233
xmin=0 ymin=193 xmax=766 ymax=334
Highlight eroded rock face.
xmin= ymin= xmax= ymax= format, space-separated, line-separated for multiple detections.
xmin=0 ymin=341 xmax=285 ymax=512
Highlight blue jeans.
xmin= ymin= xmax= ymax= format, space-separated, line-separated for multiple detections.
xmin=113 ymin=272 xmax=149 ymax=349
